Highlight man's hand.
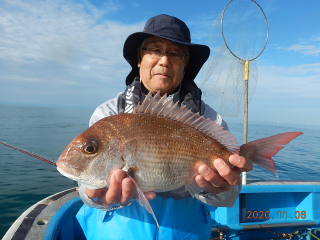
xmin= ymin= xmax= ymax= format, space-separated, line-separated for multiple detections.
xmin=85 ymin=169 xmax=156 ymax=208
xmin=195 ymin=154 xmax=253 ymax=194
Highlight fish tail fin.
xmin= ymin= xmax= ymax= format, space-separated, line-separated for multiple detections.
xmin=240 ymin=132 xmax=303 ymax=177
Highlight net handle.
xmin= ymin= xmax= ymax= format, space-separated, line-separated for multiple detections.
xmin=221 ymin=0 xmax=269 ymax=62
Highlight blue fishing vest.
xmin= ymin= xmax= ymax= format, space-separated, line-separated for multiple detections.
xmin=77 ymin=196 xmax=215 ymax=240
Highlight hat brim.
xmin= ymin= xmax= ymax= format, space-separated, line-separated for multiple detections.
xmin=123 ymin=32 xmax=210 ymax=85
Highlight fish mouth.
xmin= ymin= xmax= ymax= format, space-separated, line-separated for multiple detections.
xmin=57 ymin=167 xmax=82 ymax=181
xmin=56 ymin=160 xmax=82 ymax=177
xmin=58 ymin=161 xmax=83 ymax=170
xmin=57 ymin=167 xmax=106 ymax=189
xmin=56 ymin=154 xmax=86 ymax=172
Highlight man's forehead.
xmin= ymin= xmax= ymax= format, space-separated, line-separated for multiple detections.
xmin=144 ymin=36 xmax=186 ymax=49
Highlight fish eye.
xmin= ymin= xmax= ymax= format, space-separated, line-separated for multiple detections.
xmin=82 ymin=140 xmax=98 ymax=154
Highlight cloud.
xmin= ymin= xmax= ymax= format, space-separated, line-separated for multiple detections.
xmin=257 ymin=63 xmax=320 ymax=98
xmin=286 ymin=44 xmax=320 ymax=56
xmin=285 ymin=36 xmax=320 ymax=56
xmin=0 ymin=0 xmax=144 ymax=107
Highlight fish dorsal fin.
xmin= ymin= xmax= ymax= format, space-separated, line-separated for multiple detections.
xmin=134 ymin=92 xmax=239 ymax=153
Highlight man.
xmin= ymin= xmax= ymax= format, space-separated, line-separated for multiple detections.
xmin=76 ymin=14 xmax=253 ymax=239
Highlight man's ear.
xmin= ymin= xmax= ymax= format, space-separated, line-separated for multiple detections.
xmin=137 ymin=48 xmax=141 ymax=68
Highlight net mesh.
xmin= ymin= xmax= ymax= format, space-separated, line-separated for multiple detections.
xmin=222 ymin=0 xmax=268 ymax=61
xmin=200 ymin=0 xmax=267 ymax=117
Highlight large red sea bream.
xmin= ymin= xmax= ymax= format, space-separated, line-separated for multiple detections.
xmin=57 ymin=92 xmax=302 ymax=193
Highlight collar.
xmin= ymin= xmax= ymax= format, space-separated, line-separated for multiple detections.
xmin=139 ymin=78 xmax=181 ymax=104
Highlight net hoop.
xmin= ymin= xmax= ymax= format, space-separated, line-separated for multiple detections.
xmin=221 ymin=0 xmax=269 ymax=62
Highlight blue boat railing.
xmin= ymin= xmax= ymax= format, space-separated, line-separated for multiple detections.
xmin=211 ymin=181 xmax=320 ymax=239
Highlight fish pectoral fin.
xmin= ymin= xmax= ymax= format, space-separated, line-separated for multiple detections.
xmin=125 ymin=173 xmax=164 ymax=240
xmin=122 ymin=164 xmax=145 ymax=182
xmin=185 ymin=181 xmax=204 ymax=198
xmin=122 ymin=149 xmax=146 ymax=181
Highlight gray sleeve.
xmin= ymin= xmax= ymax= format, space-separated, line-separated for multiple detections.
xmin=201 ymin=100 xmax=229 ymax=131
xmin=195 ymin=184 xmax=241 ymax=207
xmin=194 ymin=101 xmax=241 ymax=207
xmin=89 ymin=92 xmax=122 ymax=126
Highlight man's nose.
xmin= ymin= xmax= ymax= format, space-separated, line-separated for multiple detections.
xmin=158 ymin=52 xmax=171 ymax=67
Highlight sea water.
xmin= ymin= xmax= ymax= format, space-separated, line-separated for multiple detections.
xmin=0 ymin=103 xmax=319 ymax=238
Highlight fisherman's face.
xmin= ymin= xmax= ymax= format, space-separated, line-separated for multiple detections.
xmin=137 ymin=36 xmax=189 ymax=95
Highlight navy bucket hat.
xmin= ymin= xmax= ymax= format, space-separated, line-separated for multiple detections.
xmin=123 ymin=14 xmax=210 ymax=85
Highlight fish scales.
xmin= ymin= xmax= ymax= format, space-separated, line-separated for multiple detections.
xmin=104 ymin=113 xmax=230 ymax=192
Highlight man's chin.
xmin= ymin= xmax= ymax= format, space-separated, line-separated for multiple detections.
xmin=142 ymin=77 xmax=181 ymax=94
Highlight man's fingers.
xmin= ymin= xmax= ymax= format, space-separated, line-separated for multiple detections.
xmin=195 ymin=175 xmax=218 ymax=193
xmin=120 ymin=177 xmax=136 ymax=205
xmin=86 ymin=169 xmax=155 ymax=207
xmin=193 ymin=156 xmax=252 ymax=195
xmin=145 ymin=191 xmax=156 ymax=201
xmin=214 ymin=158 xmax=241 ymax=186
xmin=195 ymin=175 xmax=229 ymax=194
xmin=229 ymin=154 xmax=253 ymax=172
xmin=198 ymin=164 xmax=226 ymax=188
xmin=86 ymin=187 xmax=107 ymax=200
xmin=105 ymin=169 xmax=125 ymax=205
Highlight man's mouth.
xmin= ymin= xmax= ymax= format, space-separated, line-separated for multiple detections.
xmin=154 ymin=73 xmax=171 ymax=77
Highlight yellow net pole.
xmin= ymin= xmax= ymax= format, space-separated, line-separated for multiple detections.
xmin=242 ymin=60 xmax=249 ymax=185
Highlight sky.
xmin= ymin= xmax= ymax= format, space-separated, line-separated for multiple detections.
xmin=0 ymin=0 xmax=319 ymax=126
